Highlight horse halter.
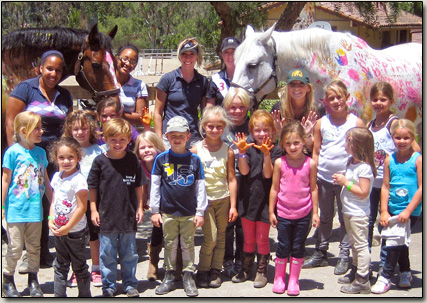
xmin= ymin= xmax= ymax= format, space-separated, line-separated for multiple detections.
xmin=231 ymin=36 xmax=278 ymax=109
xmin=75 ymin=42 xmax=120 ymax=101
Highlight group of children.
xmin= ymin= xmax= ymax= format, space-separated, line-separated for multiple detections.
xmin=2 ymin=74 xmax=421 ymax=297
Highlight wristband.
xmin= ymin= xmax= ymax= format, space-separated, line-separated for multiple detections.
xmin=239 ymin=153 xmax=247 ymax=159
xmin=48 ymin=215 xmax=54 ymax=220
xmin=1 ymin=205 xmax=4 ymax=209
xmin=347 ymin=181 xmax=354 ymax=191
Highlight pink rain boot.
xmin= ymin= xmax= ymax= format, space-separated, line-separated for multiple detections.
xmin=287 ymin=257 xmax=304 ymax=296
xmin=272 ymin=257 xmax=287 ymax=294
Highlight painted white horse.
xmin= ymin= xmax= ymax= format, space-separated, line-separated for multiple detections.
xmin=232 ymin=24 xmax=422 ymax=130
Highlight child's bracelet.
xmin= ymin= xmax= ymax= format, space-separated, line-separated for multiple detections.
xmin=239 ymin=153 xmax=247 ymax=159
xmin=1 ymin=205 xmax=4 ymax=209
xmin=347 ymin=181 xmax=354 ymax=191
xmin=47 ymin=215 xmax=54 ymax=220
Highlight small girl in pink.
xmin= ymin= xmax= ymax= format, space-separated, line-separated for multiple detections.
xmin=269 ymin=121 xmax=319 ymax=296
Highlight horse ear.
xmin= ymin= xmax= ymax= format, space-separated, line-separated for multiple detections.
xmin=108 ymin=25 xmax=118 ymax=40
xmin=259 ymin=23 xmax=276 ymax=45
xmin=245 ymin=25 xmax=255 ymax=37
xmin=88 ymin=23 xmax=99 ymax=42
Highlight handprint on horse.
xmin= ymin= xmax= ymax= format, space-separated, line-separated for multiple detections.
xmin=232 ymin=24 xmax=422 ymax=132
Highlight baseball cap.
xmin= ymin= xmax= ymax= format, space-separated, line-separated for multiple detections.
xmin=179 ymin=41 xmax=198 ymax=55
xmin=287 ymin=68 xmax=310 ymax=84
xmin=220 ymin=37 xmax=240 ymax=52
xmin=165 ymin=116 xmax=190 ymax=134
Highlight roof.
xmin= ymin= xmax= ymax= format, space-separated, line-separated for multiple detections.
xmin=316 ymin=2 xmax=422 ymax=28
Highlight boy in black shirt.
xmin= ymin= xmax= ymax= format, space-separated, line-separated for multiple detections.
xmin=88 ymin=118 xmax=147 ymax=297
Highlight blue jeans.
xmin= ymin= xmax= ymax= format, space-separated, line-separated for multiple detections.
xmin=99 ymin=232 xmax=138 ymax=292
xmin=276 ymin=212 xmax=311 ymax=259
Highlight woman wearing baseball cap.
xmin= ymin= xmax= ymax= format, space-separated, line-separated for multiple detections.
xmin=154 ymin=37 xmax=212 ymax=149
xmin=206 ymin=37 xmax=241 ymax=107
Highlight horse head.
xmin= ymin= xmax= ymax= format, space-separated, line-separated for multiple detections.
xmin=74 ymin=23 xmax=120 ymax=104
xmin=232 ymin=24 xmax=279 ymax=109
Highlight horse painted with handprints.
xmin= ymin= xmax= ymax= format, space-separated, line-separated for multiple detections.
xmin=2 ymin=23 xmax=120 ymax=103
xmin=232 ymin=24 xmax=422 ymax=133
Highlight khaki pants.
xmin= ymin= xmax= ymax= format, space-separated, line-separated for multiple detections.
xmin=3 ymin=222 xmax=42 ymax=274
xmin=162 ymin=214 xmax=196 ymax=272
xmin=198 ymin=197 xmax=230 ymax=272
xmin=343 ymin=214 xmax=370 ymax=278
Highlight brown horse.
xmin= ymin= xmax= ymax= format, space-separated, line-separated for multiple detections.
xmin=2 ymin=23 xmax=120 ymax=102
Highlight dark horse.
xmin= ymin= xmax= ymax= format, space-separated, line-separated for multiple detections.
xmin=2 ymin=23 xmax=120 ymax=102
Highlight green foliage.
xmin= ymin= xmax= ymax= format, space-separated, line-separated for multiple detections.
xmin=258 ymin=99 xmax=279 ymax=113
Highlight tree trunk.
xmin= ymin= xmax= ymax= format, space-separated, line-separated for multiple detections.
xmin=275 ymin=2 xmax=307 ymax=31
xmin=210 ymin=2 xmax=236 ymax=54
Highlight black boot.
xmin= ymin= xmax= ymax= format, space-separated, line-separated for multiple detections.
xmin=28 ymin=272 xmax=43 ymax=297
xmin=232 ymin=252 xmax=255 ymax=283
xmin=334 ymin=258 xmax=349 ymax=275
xmin=183 ymin=271 xmax=198 ymax=297
xmin=338 ymin=265 xmax=357 ymax=284
xmin=2 ymin=273 xmax=21 ymax=297
xmin=253 ymin=254 xmax=270 ymax=288
xmin=155 ymin=270 xmax=177 ymax=295
xmin=302 ymin=249 xmax=328 ymax=268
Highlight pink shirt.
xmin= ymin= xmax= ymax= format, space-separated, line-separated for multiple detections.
xmin=276 ymin=155 xmax=312 ymax=220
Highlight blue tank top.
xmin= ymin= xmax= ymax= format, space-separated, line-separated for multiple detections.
xmin=388 ymin=152 xmax=422 ymax=216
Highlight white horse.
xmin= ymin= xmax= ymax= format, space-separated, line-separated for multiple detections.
xmin=232 ymin=24 xmax=422 ymax=130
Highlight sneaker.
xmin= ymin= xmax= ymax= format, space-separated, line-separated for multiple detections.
xmin=126 ymin=287 xmax=139 ymax=297
xmin=222 ymin=261 xmax=235 ymax=278
xmin=208 ymin=269 xmax=222 ymax=288
xmin=398 ymin=271 xmax=412 ymax=288
xmin=91 ymin=271 xmax=102 ymax=287
xmin=67 ymin=273 xmax=78 ymax=288
xmin=371 ymin=276 xmax=391 ymax=294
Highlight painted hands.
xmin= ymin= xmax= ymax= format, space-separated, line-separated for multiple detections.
xmin=139 ymin=107 xmax=152 ymax=126
xmin=254 ymin=137 xmax=274 ymax=155
xmin=232 ymin=133 xmax=254 ymax=154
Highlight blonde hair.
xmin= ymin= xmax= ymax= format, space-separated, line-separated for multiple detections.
xmin=13 ymin=111 xmax=42 ymax=143
xmin=62 ymin=109 xmax=100 ymax=144
xmin=370 ymin=81 xmax=394 ymax=103
xmin=279 ymin=120 xmax=306 ymax=154
xmin=222 ymin=87 xmax=251 ymax=109
xmin=177 ymin=37 xmax=203 ymax=67
xmin=248 ymin=109 xmax=276 ymax=136
xmin=390 ymin=119 xmax=416 ymax=139
xmin=102 ymin=118 xmax=132 ymax=139
xmin=48 ymin=137 xmax=83 ymax=166
xmin=199 ymin=106 xmax=232 ymax=136
xmin=278 ymin=83 xmax=315 ymax=122
xmin=325 ymin=80 xmax=349 ymax=106
xmin=134 ymin=131 xmax=165 ymax=159
xmin=346 ymin=127 xmax=377 ymax=177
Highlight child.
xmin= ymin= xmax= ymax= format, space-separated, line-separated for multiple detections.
xmin=371 ymin=119 xmax=422 ymax=294
xmin=231 ymin=109 xmax=281 ymax=288
xmin=48 ymin=137 xmax=91 ymax=297
xmin=2 ymin=111 xmax=51 ymax=297
xmin=62 ymin=110 xmax=104 ymax=287
xmin=271 ymin=68 xmax=318 ymax=152
xmin=134 ymin=131 xmax=166 ymax=281
xmin=304 ymin=80 xmax=364 ymax=275
xmin=332 ymin=128 xmax=376 ymax=294
xmin=191 ymin=106 xmax=238 ymax=288
xmin=88 ymin=118 xmax=147 ymax=297
xmin=269 ymin=121 xmax=319 ymax=296
xmin=150 ymin=116 xmax=208 ymax=297
xmin=221 ymin=87 xmax=250 ymax=277
xmin=95 ymin=98 xmax=140 ymax=151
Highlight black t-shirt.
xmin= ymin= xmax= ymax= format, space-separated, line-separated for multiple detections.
xmin=239 ymin=143 xmax=282 ymax=224
xmin=87 ymin=152 xmax=148 ymax=233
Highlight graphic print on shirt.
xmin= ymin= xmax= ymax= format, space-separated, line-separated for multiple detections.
xmin=162 ymin=163 xmax=195 ymax=186
xmin=12 ymin=162 xmax=42 ymax=199
xmin=54 ymin=200 xmax=72 ymax=227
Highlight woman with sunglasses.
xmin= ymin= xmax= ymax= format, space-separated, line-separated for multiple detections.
xmin=115 ymin=45 xmax=149 ymax=126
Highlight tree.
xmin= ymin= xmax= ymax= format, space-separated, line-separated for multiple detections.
xmin=275 ymin=2 xmax=307 ymax=31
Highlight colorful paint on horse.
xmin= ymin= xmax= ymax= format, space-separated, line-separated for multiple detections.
xmin=232 ymin=24 xmax=422 ymax=132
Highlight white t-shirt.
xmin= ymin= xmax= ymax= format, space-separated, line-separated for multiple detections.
xmin=51 ymin=170 xmax=88 ymax=232
xmin=80 ymin=144 xmax=105 ymax=180
xmin=341 ymin=161 xmax=374 ymax=217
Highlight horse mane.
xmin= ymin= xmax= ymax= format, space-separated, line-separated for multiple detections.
xmin=276 ymin=28 xmax=339 ymax=63
xmin=1 ymin=27 xmax=113 ymax=59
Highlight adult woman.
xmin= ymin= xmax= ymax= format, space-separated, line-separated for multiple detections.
xmin=271 ymin=68 xmax=318 ymax=154
xmin=206 ymin=37 xmax=240 ymax=106
xmin=5 ymin=50 xmax=73 ymax=268
xmin=154 ymin=37 xmax=211 ymax=148
xmin=115 ymin=45 xmax=148 ymax=126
